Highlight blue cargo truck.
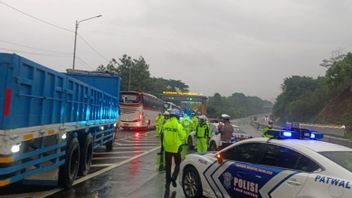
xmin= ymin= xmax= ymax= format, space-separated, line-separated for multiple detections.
xmin=0 ymin=53 xmax=120 ymax=188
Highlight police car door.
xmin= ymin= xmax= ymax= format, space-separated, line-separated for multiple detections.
xmin=205 ymin=143 xmax=309 ymax=198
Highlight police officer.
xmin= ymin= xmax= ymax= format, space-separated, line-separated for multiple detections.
xmin=155 ymin=113 xmax=164 ymax=137
xmin=262 ymin=121 xmax=273 ymax=138
xmin=191 ymin=113 xmax=199 ymax=132
xmin=180 ymin=114 xmax=192 ymax=137
xmin=218 ymin=114 xmax=234 ymax=149
xmin=158 ymin=111 xmax=169 ymax=171
xmin=162 ymin=109 xmax=186 ymax=189
xmin=196 ymin=115 xmax=211 ymax=153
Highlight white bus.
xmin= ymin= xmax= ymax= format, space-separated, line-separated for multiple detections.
xmin=164 ymin=101 xmax=181 ymax=112
xmin=120 ymin=91 xmax=164 ymax=130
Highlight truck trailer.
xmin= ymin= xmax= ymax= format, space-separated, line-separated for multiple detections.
xmin=0 ymin=53 xmax=120 ymax=188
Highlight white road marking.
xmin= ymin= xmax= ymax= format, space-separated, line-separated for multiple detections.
xmin=121 ymin=139 xmax=160 ymax=143
xmin=114 ymin=143 xmax=159 ymax=146
xmin=93 ymin=151 xmax=143 ymax=154
xmin=91 ymin=164 xmax=113 ymax=167
xmin=93 ymin=156 xmax=130 ymax=160
xmin=30 ymin=146 xmax=160 ymax=198
xmin=113 ymin=145 xmax=159 ymax=151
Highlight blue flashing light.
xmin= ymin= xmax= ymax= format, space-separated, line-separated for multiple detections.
xmin=282 ymin=131 xmax=292 ymax=137
xmin=310 ymin=133 xmax=316 ymax=139
xmin=268 ymin=128 xmax=324 ymax=140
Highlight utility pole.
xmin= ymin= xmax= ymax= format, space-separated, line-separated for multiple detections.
xmin=72 ymin=20 xmax=78 ymax=70
xmin=72 ymin=15 xmax=102 ymax=70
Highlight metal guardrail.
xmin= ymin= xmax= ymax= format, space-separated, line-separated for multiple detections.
xmin=250 ymin=120 xmax=352 ymax=148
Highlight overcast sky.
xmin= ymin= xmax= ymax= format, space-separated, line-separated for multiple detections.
xmin=1 ymin=0 xmax=352 ymax=100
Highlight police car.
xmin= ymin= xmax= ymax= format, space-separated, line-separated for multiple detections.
xmin=209 ymin=124 xmax=251 ymax=151
xmin=179 ymin=129 xmax=352 ymax=198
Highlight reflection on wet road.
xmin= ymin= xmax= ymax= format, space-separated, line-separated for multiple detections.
xmin=0 ymin=117 xmax=259 ymax=198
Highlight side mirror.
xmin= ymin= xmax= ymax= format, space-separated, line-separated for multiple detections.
xmin=216 ymin=153 xmax=223 ymax=164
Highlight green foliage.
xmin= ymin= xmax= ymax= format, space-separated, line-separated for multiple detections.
xmin=273 ymin=52 xmax=352 ymax=123
xmin=273 ymin=76 xmax=328 ymax=123
xmin=207 ymin=93 xmax=272 ymax=119
xmin=325 ymin=52 xmax=352 ymax=95
xmin=97 ymin=54 xmax=189 ymax=96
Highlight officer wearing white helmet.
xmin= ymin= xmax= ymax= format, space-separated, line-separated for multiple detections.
xmin=218 ymin=114 xmax=234 ymax=149
xmin=162 ymin=109 xmax=186 ymax=191
xmin=158 ymin=111 xmax=170 ymax=171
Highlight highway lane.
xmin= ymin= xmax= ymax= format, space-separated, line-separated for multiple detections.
xmin=0 ymin=117 xmax=260 ymax=198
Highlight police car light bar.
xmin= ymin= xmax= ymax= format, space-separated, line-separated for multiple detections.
xmin=267 ymin=129 xmax=324 ymax=140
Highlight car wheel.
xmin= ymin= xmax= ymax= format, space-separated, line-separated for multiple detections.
xmin=187 ymin=136 xmax=194 ymax=150
xmin=182 ymin=166 xmax=202 ymax=198
xmin=209 ymin=141 xmax=217 ymax=151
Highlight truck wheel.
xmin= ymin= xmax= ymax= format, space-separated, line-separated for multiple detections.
xmin=105 ymin=140 xmax=113 ymax=152
xmin=79 ymin=134 xmax=93 ymax=176
xmin=59 ymin=138 xmax=80 ymax=188
xmin=182 ymin=166 xmax=203 ymax=198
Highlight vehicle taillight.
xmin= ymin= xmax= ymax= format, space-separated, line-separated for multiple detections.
xmin=138 ymin=112 xmax=143 ymax=121
xmin=3 ymin=88 xmax=12 ymax=116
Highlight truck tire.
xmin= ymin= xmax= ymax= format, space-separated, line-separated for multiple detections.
xmin=59 ymin=138 xmax=80 ymax=188
xmin=105 ymin=140 xmax=113 ymax=152
xmin=79 ymin=134 xmax=93 ymax=176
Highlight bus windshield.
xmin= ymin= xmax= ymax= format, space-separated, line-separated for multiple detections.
xmin=120 ymin=93 xmax=140 ymax=104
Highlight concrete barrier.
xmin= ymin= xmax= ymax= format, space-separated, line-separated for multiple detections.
xmin=323 ymin=135 xmax=352 ymax=148
xmin=299 ymin=123 xmax=346 ymax=137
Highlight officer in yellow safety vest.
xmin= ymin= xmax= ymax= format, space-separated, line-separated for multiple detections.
xmin=191 ymin=113 xmax=199 ymax=132
xmin=180 ymin=114 xmax=192 ymax=137
xmin=155 ymin=113 xmax=164 ymax=137
xmin=262 ymin=124 xmax=273 ymax=138
xmin=157 ymin=111 xmax=169 ymax=171
xmin=196 ymin=115 xmax=212 ymax=153
xmin=162 ymin=109 xmax=186 ymax=190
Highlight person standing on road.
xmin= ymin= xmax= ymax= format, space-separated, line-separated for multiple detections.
xmin=157 ymin=111 xmax=169 ymax=171
xmin=180 ymin=114 xmax=192 ymax=137
xmin=218 ymin=114 xmax=234 ymax=149
xmin=155 ymin=113 xmax=164 ymax=137
xmin=162 ymin=109 xmax=186 ymax=190
xmin=196 ymin=115 xmax=212 ymax=153
xmin=191 ymin=113 xmax=199 ymax=132
xmin=180 ymin=114 xmax=192 ymax=159
xmin=262 ymin=122 xmax=273 ymax=138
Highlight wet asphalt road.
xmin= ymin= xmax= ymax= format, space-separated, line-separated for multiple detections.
xmin=49 ymin=117 xmax=260 ymax=198
xmin=0 ymin=117 xmax=260 ymax=198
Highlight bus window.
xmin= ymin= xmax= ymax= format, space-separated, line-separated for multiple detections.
xmin=120 ymin=93 xmax=140 ymax=104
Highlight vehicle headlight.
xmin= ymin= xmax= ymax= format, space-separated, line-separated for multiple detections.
xmin=113 ymin=123 xmax=117 ymax=128
xmin=11 ymin=144 xmax=21 ymax=153
xmin=61 ymin=133 xmax=67 ymax=140
xmin=100 ymin=126 xmax=104 ymax=130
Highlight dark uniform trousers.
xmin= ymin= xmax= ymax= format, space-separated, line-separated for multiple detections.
xmin=165 ymin=146 xmax=182 ymax=187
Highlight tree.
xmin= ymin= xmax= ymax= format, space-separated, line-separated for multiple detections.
xmin=96 ymin=54 xmax=190 ymax=96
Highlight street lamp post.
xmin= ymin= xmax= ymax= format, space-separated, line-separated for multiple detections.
xmin=72 ymin=15 xmax=102 ymax=70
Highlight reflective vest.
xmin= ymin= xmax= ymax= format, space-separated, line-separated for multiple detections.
xmin=192 ymin=116 xmax=199 ymax=131
xmin=196 ymin=123 xmax=211 ymax=139
xmin=181 ymin=116 xmax=192 ymax=133
xmin=162 ymin=117 xmax=186 ymax=153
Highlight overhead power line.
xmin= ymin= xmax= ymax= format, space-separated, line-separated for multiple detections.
xmin=0 ymin=0 xmax=73 ymax=33
xmin=0 ymin=48 xmax=96 ymax=70
xmin=0 ymin=47 xmax=70 ymax=57
xmin=78 ymin=34 xmax=109 ymax=62
xmin=0 ymin=0 xmax=108 ymax=65
xmin=0 ymin=39 xmax=71 ymax=55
